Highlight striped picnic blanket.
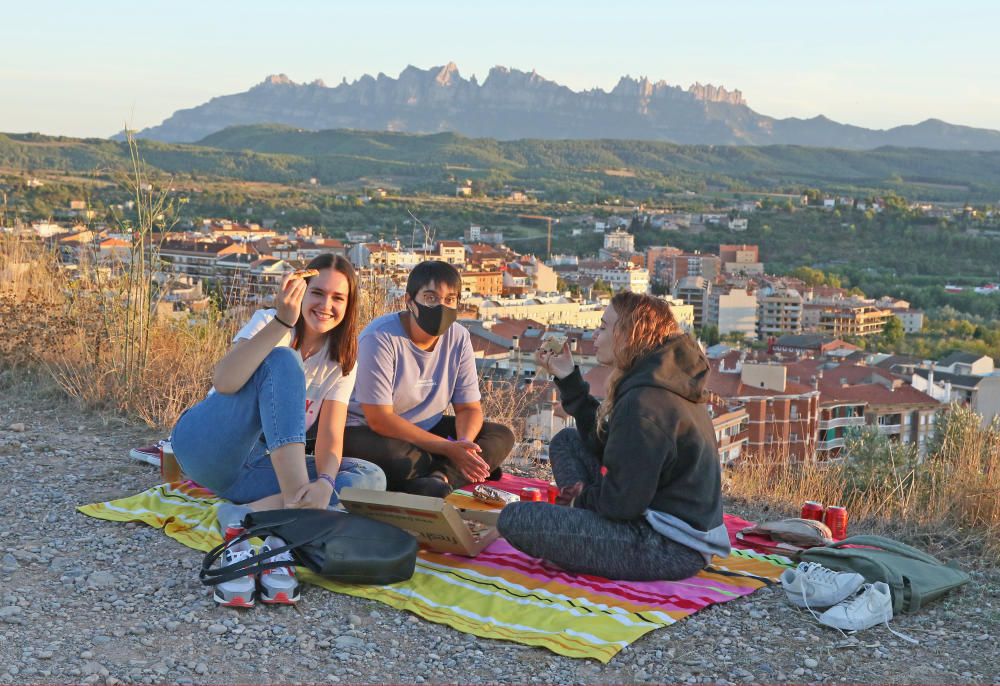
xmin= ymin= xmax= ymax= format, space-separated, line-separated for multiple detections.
xmin=79 ymin=481 xmax=788 ymax=662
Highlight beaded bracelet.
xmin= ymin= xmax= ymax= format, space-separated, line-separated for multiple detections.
xmin=317 ymin=473 xmax=337 ymax=489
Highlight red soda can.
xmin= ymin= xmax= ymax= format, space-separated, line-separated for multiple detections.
xmin=521 ymin=487 xmax=543 ymax=502
xmin=547 ymin=482 xmax=559 ymax=504
xmin=801 ymin=500 xmax=825 ymax=521
xmin=824 ymin=506 xmax=848 ymax=539
xmin=224 ymin=525 xmax=246 ymax=543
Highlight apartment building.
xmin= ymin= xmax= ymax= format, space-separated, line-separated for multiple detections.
xmin=706 ymin=358 xmax=820 ymax=461
xmin=460 ymin=270 xmax=503 ymax=297
xmin=707 ymin=397 xmax=750 ymax=464
xmin=713 ymin=287 xmax=758 ymax=340
xmin=603 ymin=229 xmax=635 ymax=253
xmin=674 ymin=276 xmax=711 ymax=330
xmin=577 ymin=260 xmax=650 ymax=294
xmin=662 ymin=297 xmax=695 ymax=334
xmin=788 ymin=359 xmax=940 ymax=456
xmin=645 ymin=245 xmax=683 ymax=285
xmin=158 ymin=239 xmax=253 ymax=281
xmin=719 ymin=244 xmax=763 ymax=275
xmin=348 ymin=242 xmax=425 ymax=270
xmin=672 ymin=252 xmax=721 ymax=284
xmin=470 ymin=295 xmax=605 ymax=328
xmin=911 ymin=367 xmax=1000 ymax=427
xmin=758 ymin=288 xmax=804 ymax=337
xmin=436 ymin=240 xmax=466 ymax=266
xmin=818 ymin=305 xmax=893 ymax=337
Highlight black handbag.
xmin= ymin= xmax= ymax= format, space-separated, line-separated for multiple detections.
xmin=199 ymin=508 xmax=418 ymax=586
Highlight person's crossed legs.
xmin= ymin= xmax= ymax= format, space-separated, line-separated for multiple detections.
xmin=343 ymin=416 xmax=514 ymax=497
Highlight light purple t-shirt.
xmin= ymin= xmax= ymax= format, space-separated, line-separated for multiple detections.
xmin=347 ymin=312 xmax=481 ymax=430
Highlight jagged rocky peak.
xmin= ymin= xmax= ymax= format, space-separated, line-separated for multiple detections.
xmin=483 ymin=65 xmax=558 ymax=90
xmin=130 ymin=62 xmax=1000 ymax=150
xmin=434 ymin=62 xmax=461 ymax=85
xmin=610 ymin=75 xmax=649 ymax=96
xmin=261 ymin=74 xmax=296 ymax=87
xmin=688 ymin=82 xmax=745 ymax=106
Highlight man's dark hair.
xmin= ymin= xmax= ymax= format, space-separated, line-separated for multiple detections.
xmin=405 ymin=260 xmax=462 ymax=298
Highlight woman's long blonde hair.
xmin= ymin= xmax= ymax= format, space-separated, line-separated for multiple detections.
xmin=596 ymin=292 xmax=681 ymax=436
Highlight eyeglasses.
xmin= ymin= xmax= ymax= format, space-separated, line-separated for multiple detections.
xmin=417 ymin=291 xmax=459 ymax=307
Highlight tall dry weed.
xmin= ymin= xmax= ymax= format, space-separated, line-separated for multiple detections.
xmin=727 ymin=404 xmax=1000 ymax=559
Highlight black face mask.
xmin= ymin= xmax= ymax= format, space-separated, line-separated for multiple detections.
xmin=410 ymin=301 xmax=458 ymax=337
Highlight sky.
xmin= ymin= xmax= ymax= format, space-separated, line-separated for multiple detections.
xmin=3 ymin=0 xmax=999 ymax=138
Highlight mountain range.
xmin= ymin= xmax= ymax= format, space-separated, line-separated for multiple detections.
xmin=129 ymin=63 xmax=1000 ymax=151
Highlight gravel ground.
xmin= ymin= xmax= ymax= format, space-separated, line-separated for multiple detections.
xmin=1 ymin=381 xmax=998 ymax=685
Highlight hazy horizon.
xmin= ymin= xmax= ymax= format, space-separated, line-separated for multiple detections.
xmin=4 ymin=0 xmax=999 ymax=139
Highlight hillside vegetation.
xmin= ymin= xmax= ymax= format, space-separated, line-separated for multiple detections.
xmin=4 ymin=127 xmax=1000 ymax=201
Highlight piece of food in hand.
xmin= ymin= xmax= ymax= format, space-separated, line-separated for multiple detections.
xmin=541 ymin=334 xmax=567 ymax=354
xmin=291 ymin=269 xmax=319 ymax=279
xmin=473 ymin=484 xmax=520 ymax=507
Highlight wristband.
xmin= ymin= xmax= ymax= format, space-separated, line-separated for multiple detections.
xmin=273 ymin=314 xmax=294 ymax=328
xmin=317 ymin=473 xmax=336 ymax=489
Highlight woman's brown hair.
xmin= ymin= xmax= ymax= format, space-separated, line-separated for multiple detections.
xmin=292 ymin=254 xmax=360 ymax=374
xmin=595 ymin=291 xmax=681 ymax=436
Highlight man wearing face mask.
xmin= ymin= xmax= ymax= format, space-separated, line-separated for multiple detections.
xmin=344 ymin=260 xmax=514 ymax=497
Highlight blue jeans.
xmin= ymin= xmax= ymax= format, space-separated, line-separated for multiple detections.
xmin=170 ymin=347 xmax=386 ymax=506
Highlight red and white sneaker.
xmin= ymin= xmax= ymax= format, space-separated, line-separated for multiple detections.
xmin=128 ymin=441 xmax=165 ymax=467
xmin=258 ymin=536 xmax=300 ymax=605
xmin=213 ymin=540 xmax=257 ymax=609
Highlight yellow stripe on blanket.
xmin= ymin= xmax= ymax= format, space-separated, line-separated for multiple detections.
xmin=79 ymin=482 xmax=785 ymax=663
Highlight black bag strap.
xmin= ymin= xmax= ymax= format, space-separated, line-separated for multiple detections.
xmin=199 ymin=532 xmax=299 ymax=586
xmin=199 ymin=514 xmax=337 ymax=586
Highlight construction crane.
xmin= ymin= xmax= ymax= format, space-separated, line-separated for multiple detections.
xmin=517 ymin=214 xmax=556 ymax=259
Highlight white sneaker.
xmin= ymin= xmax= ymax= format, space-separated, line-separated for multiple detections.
xmin=258 ymin=536 xmax=300 ymax=605
xmin=780 ymin=562 xmax=865 ymax=609
xmin=213 ymin=540 xmax=256 ymax=608
xmin=819 ymin=582 xmax=893 ymax=631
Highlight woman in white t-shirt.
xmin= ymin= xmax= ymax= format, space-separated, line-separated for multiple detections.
xmin=170 ymin=254 xmax=386 ymax=512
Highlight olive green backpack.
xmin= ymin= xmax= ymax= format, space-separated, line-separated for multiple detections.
xmin=799 ymin=535 xmax=970 ymax=614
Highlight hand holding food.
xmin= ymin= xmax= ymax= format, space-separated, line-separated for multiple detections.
xmin=535 ymin=335 xmax=574 ymax=379
xmin=540 ymin=333 xmax=567 ymax=354
xmin=276 ymin=271 xmax=308 ymax=327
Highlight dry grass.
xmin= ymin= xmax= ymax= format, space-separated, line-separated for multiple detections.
xmin=0 ymin=230 xmax=238 ymax=428
xmin=0 ymin=136 xmax=237 ymax=429
xmin=726 ymin=405 xmax=1000 ymax=560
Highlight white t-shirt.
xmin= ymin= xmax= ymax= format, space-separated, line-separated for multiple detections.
xmin=228 ymin=308 xmax=355 ymax=431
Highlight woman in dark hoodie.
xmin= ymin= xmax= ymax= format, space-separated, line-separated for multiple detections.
xmin=497 ymin=292 xmax=730 ymax=580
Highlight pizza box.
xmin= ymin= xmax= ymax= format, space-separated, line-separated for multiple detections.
xmin=339 ymin=487 xmax=500 ymax=557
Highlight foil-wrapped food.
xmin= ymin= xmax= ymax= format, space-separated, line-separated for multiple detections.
xmin=472 ymin=484 xmax=520 ymax=507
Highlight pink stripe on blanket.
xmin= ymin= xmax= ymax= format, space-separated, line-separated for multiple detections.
xmin=452 ymin=539 xmax=758 ymax=607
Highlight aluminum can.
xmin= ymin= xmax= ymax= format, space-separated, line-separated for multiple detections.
xmin=224 ymin=525 xmax=246 ymax=543
xmin=801 ymin=500 xmax=825 ymax=521
xmin=521 ymin=487 xmax=543 ymax=502
xmin=824 ymin=505 xmax=849 ymax=539
xmin=547 ymin=482 xmax=559 ymax=504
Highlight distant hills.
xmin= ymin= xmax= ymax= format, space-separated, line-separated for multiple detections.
xmin=127 ymin=63 xmax=1000 ymax=151
xmin=5 ymin=127 xmax=1000 ymax=202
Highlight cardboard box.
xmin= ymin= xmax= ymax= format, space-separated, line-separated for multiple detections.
xmin=339 ymin=488 xmax=500 ymax=557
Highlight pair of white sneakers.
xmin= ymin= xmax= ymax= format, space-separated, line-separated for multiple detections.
xmin=215 ymin=533 xmax=300 ymax=608
xmin=780 ymin=562 xmax=892 ymax=631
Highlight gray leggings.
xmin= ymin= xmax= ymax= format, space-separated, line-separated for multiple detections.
xmin=497 ymin=428 xmax=706 ymax=581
